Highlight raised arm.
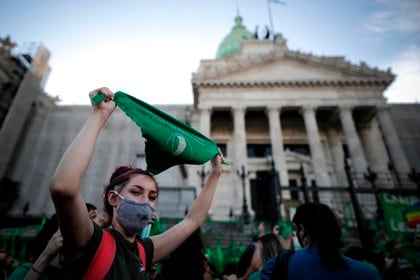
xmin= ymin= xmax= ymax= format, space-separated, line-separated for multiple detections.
xmin=50 ymin=87 xmax=115 ymax=251
xmin=151 ymin=154 xmax=223 ymax=263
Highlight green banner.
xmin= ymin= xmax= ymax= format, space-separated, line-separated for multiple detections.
xmin=379 ymin=191 xmax=420 ymax=266
xmin=92 ymin=91 xmax=220 ymax=174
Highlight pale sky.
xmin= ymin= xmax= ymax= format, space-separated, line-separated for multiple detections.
xmin=1 ymin=0 xmax=419 ymax=105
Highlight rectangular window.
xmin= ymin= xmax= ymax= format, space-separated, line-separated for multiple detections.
xmin=284 ymin=144 xmax=311 ymax=156
xmin=217 ymin=143 xmax=227 ymax=157
xmin=247 ymin=144 xmax=272 ymax=158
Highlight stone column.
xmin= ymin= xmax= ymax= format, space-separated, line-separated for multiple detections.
xmin=326 ymin=127 xmax=346 ymax=186
xmin=232 ymin=106 xmax=247 ymax=168
xmin=339 ymin=106 xmax=368 ymax=174
xmin=266 ymin=106 xmax=289 ymax=186
xmin=199 ymin=107 xmax=212 ymax=137
xmin=301 ymin=106 xmax=332 ymax=186
xmin=377 ymin=106 xmax=411 ymax=175
xmin=232 ymin=106 xmax=249 ymax=213
xmin=359 ymin=118 xmax=389 ymax=173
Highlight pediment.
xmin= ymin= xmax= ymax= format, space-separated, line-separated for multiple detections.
xmin=217 ymin=58 xmax=359 ymax=81
xmin=193 ymin=40 xmax=394 ymax=84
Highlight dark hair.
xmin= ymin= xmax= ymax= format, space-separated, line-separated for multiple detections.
xmin=236 ymin=243 xmax=256 ymax=277
xmin=292 ymin=202 xmax=347 ymax=271
xmin=259 ymin=233 xmax=283 ymax=264
xmin=103 ymin=165 xmax=159 ymax=219
xmin=85 ymin=203 xmax=97 ymax=212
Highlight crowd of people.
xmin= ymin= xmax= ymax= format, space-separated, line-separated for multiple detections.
xmin=1 ymin=87 xmax=419 ymax=279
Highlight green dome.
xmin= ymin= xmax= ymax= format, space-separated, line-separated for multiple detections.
xmin=216 ymin=15 xmax=255 ymax=59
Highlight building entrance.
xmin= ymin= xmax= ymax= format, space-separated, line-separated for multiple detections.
xmin=250 ymin=171 xmax=279 ymax=223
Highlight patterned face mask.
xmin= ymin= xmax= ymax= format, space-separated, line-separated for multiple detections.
xmin=113 ymin=191 xmax=154 ymax=236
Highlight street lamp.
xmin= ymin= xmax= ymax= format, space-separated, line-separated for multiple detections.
xmin=236 ymin=165 xmax=251 ymax=224
xmin=197 ymin=166 xmax=209 ymax=189
xmin=364 ymin=166 xmax=382 ymax=221
xmin=408 ymin=167 xmax=420 ymax=190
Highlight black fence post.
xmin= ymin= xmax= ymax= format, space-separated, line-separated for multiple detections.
xmin=388 ymin=161 xmax=402 ymax=189
xmin=344 ymin=159 xmax=372 ymax=252
xmin=408 ymin=167 xmax=420 ymax=191
xmin=237 ymin=165 xmax=251 ymax=224
xmin=269 ymin=158 xmax=282 ymax=219
xmin=364 ymin=167 xmax=383 ymax=220
xmin=299 ymin=163 xmax=309 ymax=202
xmin=311 ymin=181 xmax=319 ymax=203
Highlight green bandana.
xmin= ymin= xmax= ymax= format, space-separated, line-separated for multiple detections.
xmin=92 ymin=91 xmax=219 ymax=175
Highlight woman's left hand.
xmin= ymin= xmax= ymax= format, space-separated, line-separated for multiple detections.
xmin=211 ymin=151 xmax=224 ymax=175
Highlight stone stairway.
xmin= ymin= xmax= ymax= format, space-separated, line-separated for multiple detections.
xmin=158 ymin=218 xmax=255 ymax=248
xmin=201 ymin=220 xmax=254 ymax=248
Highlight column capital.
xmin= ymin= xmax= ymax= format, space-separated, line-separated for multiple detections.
xmin=198 ymin=106 xmax=213 ymax=113
xmin=265 ymin=106 xmax=282 ymax=116
xmin=300 ymin=105 xmax=317 ymax=115
xmin=231 ymin=105 xmax=247 ymax=114
xmin=338 ymin=105 xmax=354 ymax=112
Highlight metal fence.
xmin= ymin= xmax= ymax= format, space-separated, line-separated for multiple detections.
xmin=271 ymin=160 xmax=420 ymax=253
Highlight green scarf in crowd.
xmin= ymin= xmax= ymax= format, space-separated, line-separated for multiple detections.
xmin=92 ymin=91 xmax=219 ymax=175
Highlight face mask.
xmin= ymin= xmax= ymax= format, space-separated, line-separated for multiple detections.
xmin=113 ymin=191 xmax=154 ymax=236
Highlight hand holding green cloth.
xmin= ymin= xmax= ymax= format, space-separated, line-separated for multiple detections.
xmin=92 ymin=91 xmax=220 ymax=174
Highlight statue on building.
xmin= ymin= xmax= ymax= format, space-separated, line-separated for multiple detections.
xmin=0 ymin=35 xmax=17 ymax=56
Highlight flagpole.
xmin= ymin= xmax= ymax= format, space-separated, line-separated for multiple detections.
xmin=266 ymin=0 xmax=286 ymax=39
xmin=267 ymin=0 xmax=275 ymax=37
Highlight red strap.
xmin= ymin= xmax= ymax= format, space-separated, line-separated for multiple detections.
xmin=138 ymin=242 xmax=147 ymax=269
xmin=84 ymin=230 xmax=116 ymax=280
xmin=83 ymin=229 xmax=147 ymax=279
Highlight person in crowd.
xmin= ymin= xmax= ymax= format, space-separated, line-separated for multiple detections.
xmin=159 ymin=228 xmax=214 ymax=280
xmin=261 ymin=202 xmax=381 ymax=280
xmin=8 ymin=203 xmax=107 ymax=280
xmin=235 ymin=222 xmax=266 ymax=279
xmin=224 ymin=233 xmax=283 ymax=280
xmin=235 ymin=242 xmax=256 ymax=279
xmin=86 ymin=202 xmax=110 ymax=227
xmin=247 ymin=233 xmax=284 ymax=280
xmin=382 ymin=238 xmax=420 ymax=280
xmin=0 ymin=249 xmax=15 ymax=280
xmin=345 ymin=245 xmax=380 ymax=274
xmin=8 ymin=215 xmax=64 ymax=280
xmin=50 ymin=87 xmax=223 ymax=279
xmin=273 ymin=222 xmax=294 ymax=250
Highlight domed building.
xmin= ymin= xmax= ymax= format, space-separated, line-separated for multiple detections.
xmin=190 ymin=15 xmax=418 ymax=223
xmin=1 ymin=15 xmax=419 ymax=228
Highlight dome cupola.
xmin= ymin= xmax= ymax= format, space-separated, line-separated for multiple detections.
xmin=215 ymin=15 xmax=255 ymax=59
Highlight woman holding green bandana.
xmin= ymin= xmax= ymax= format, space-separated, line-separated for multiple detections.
xmin=50 ymin=87 xmax=223 ymax=279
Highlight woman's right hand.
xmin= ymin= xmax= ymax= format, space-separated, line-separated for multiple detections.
xmin=89 ymin=87 xmax=116 ymax=115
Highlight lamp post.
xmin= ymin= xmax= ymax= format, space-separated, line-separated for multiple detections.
xmin=268 ymin=156 xmax=282 ymax=220
xmin=344 ymin=158 xmax=372 ymax=253
xmin=388 ymin=161 xmax=402 ymax=189
xmin=408 ymin=167 xmax=420 ymax=190
xmin=364 ymin=166 xmax=383 ymax=221
xmin=299 ymin=163 xmax=309 ymax=203
xmin=197 ymin=166 xmax=209 ymax=189
xmin=237 ymin=165 xmax=251 ymax=224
